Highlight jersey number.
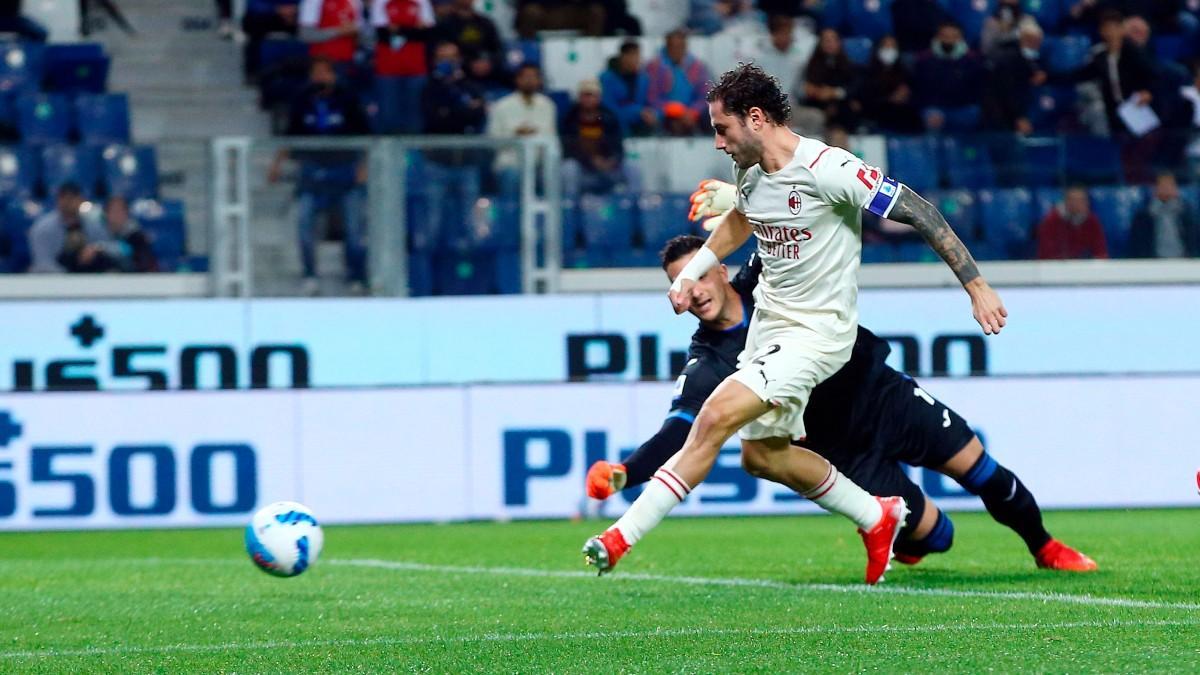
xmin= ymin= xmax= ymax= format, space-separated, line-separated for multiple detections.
xmin=856 ymin=167 xmax=880 ymax=190
xmin=751 ymin=344 xmax=781 ymax=366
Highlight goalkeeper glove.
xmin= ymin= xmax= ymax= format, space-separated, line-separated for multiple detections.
xmin=585 ymin=461 xmax=628 ymax=500
xmin=688 ymin=179 xmax=736 ymax=227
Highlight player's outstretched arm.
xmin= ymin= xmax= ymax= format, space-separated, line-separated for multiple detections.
xmin=586 ymin=416 xmax=693 ymax=499
xmin=887 ymin=186 xmax=1008 ymax=335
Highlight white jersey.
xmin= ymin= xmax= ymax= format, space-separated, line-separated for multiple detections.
xmin=733 ymin=135 xmax=902 ymax=348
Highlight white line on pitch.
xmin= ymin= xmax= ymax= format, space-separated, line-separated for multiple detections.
xmin=4 ymin=618 xmax=1199 ymax=660
xmin=332 ymin=558 xmax=1200 ymax=612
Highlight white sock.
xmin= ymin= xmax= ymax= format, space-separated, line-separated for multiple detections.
xmin=612 ymin=468 xmax=692 ymax=546
xmin=802 ymin=464 xmax=883 ymax=530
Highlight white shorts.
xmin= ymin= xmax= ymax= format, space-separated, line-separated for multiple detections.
xmin=729 ymin=309 xmax=853 ymax=441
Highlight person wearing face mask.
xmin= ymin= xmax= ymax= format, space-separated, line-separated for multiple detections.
xmin=982 ymin=22 xmax=1047 ymax=135
xmin=1035 ymin=185 xmax=1109 ymax=260
xmin=859 ymin=35 xmax=922 ymax=133
xmin=980 ymin=0 xmax=1042 ymax=58
xmin=912 ymin=21 xmax=985 ymax=132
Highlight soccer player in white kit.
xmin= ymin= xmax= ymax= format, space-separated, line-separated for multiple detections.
xmin=583 ymin=64 xmax=1008 ymax=584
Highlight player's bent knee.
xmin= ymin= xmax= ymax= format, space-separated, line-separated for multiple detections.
xmin=694 ymin=401 xmax=744 ymax=440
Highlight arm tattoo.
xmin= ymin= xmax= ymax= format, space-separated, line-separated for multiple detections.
xmin=886 ymin=186 xmax=981 ymax=286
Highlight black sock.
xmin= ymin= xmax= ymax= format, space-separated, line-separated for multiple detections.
xmin=958 ymin=452 xmax=1052 ymax=555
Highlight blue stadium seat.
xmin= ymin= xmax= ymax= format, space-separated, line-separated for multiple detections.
xmin=16 ymin=93 xmax=71 ymax=144
xmin=372 ymin=76 xmax=425 ymax=134
xmin=817 ymin=0 xmax=848 ymax=30
xmin=43 ymin=43 xmax=109 ymax=93
xmin=547 ymin=89 xmax=572 ymax=126
xmin=930 ymin=189 xmax=979 ymax=241
xmin=1025 ymin=85 xmax=1075 ymax=134
xmin=940 ymin=136 xmax=995 ymax=189
xmin=1032 ymin=185 xmax=1062 ymax=225
xmin=1023 ymin=0 xmax=1063 ymax=32
xmin=434 ymin=251 xmax=500 ymax=295
xmin=1153 ymin=35 xmax=1197 ymax=64
xmin=886 ymin=136 xmax=939 ymax=192
xmin=842 ymin=37 xmax=874 ymax=65
xmin=845 ymin=0 xmax=894 ymax=39
xmin=1063 ymin=135 xmax=1122 ymax=185
xmin=893 ymin=242 xmax=937 ymax=262
xmin=948 ymin=0 xmax=996 ymax=46
xmin=560 ymin=198 xmax=583 ymax=259
xmin=406 ymin=192 xmax=439 ymax=251
xmin=505 ymin=40 xmax=541 ymax=70
xmin=638 ymin=193 xmax=693 ymax=252
xmin=2 ymin=198 xmax=46 ymax=272
xmin=74 ymin=93 xmax=131 ymax=145
xmin=441 ymin=196 xmax=520 ymax=251
xmin=579 ymin=193 xmax=636 ymax=250
xmin=0 ymin=145 xmax=37 ymax=199
xmin=496 ymin=249 xmax=522 ymax=294
xmin=134 ymin=199 xmax=186 ymax=270
xmin=259 ymin=39 xmax=310 ymax=73
xmin=977 ymin=188 xmax=1034 ymax=259
xmin=0 ymin=41 xmax=45 ymax=95
xmin=860 ymin=241 xmax=895 ymax=264
xmin=1088 ymin=185 xmax=1143 ymax=258
xmin=41 ymin=143 xmax=100 ymax=197
xmin=1181 ymin=185 xmax=1200 ymax=213
xmin=100 ymin=144 xmax=158 ymax=200
xmin=606 ymin=248 xmax=659 ymax=267
xmin=1043 ymin=35 xmax=1092 ymax=74
xmin=408 ymin=251 xmax=434 ymax=296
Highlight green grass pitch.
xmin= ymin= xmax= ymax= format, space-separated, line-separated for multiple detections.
xmin=2 ymin=509 xmax=1198 ymax=672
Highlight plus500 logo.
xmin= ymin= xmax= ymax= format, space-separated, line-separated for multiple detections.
xmin=502 ymin=428 xmax=972 ymax=506
xmin=0 ymin=413 xmax=257 ymax=519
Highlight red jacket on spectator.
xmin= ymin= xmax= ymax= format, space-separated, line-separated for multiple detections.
xmin=1036 ymin=205 xmax=1109 ymax=260
xmin=300 ymin=0 xmax=362 ymax=63
xmin=372 ymin=0 xmax=434 ymax=76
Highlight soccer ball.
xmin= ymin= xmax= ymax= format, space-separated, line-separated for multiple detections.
xmin=244 ymin=501 xmax=324 ymax=577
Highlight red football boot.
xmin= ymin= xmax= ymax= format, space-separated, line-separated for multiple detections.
xmin=858 ymin=496 xmax=909 ymax=585
xmin=1035 ymin=539 xmax=1098 ymax=572
xmin=582 ymin=528 xmax=631 ymax=575
xmin=893 ymin=552 xmax=924 ymax=566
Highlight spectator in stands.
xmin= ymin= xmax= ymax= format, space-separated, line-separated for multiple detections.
xmin=487 ymin=63 xmax=557 ymax=194
xmin=59 ymin=196 xmax=157 ymax=273
xmin=602 ymin=0 xmax=641 ymax=35
xmin=687 ymin=0 xmax=752 ymax=36
xmin=754 ymin=15 xmax=817 ymax=112
xmin=29 ymin=183 xmax=107 ymax=274
xmin=433 ymin=0 xmax=505 ymax=89
xmin=802 ymin=28 xmax=860 ymax=130
xmin=600 ymin=40 xmax=658 ymax=136
xmin=515 ymin=0 xmax=606 ymax=40
xmin=859 ymin=35 xmax=922 ymax=133
xmin=980 ymin=0 xmax=1041 ymax=58
xmin=1035 ymin=185 xmax=1109 ymax=260
xmin=372 ymin=0 xmax=435 ymax=77
xmin=646 ymin=29 xmax=713 ymax=136
xmin=891 ymin=0 xmax=949 ymax=53
xmin=298 ymin=0 xmax=365 ymax=65
xmin=561 ymin=77 xmax=629 ymax=195
xmin=982 ymin=22 xmax=1046 ymax=135
xmin=1130 ymin=171 xmax=1199 ymax=258
xmin=269 ymin=56 xmax=370 ymax=295
xmin=242 ymin=0 xmax=300 ymax=80
xmin=0 ymin=0 xmax=48 ymax=41
xmin=912 ymin=21 xmax=985 ymax=131
xmin=421 ymin=41 xmax=487 ymax=250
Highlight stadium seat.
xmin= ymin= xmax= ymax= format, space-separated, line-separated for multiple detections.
xmin=496 ymin=249 xmax=522 ymax=294
xmin=540 ymin=37 xmax=607 ymax=92
xmin=860 ymin=241 xmax=895 ymax=264
xmin=977 ymin=187 xmax=1034 ymax=259
xmin=1032 ymin=185 xmax=1062 ymax=223
xmin=442 ymin=196 xmax=520 ymax=252
xmin=886 ymin=136 xmax=939 ymax=192
xmin=638 ymin=192 xmax=693 ymax=252
xmin=1063 ymin=135 xmax=1122 ymax=185
xmin=0 ymin=144 xmax=37 ymax=199
xmin=16 ymin=93 xmax=71 ymax=144
xmin=842 ymin=36 xmax=874 ymax=65
xmin=579 ymin=193 xmax=636 ymax=250
xmin=408 ymin=251 xmax=434 ymax=296
xmin=560 ymin=197 xmax=583 ymax=255
xmin=930 ymin=189 xmax=980 ymax=241
xmin=1088 ymin=185 xmax=1143 ymax=258
xmin=434 ymin=251 xmax=500 ymax=295
xmin=845 ymin=0 xmax=895 ymax=40
xmin=817 ymin=0 xmax=848 ymax=31
xmin=0 ymin=41 xmax=45 ymax=95
xmin=100 ymin=144 xmax=159 ymax=200
xmin=1152 ymin=35 xmax=1197 ymax=64
xmin=1023 ymin=0 xmax=1063 ymax=32
xmin=41 ymin=143 xmax=100 ymax=197
xmin=504 ymin=40 xmax=541 ymax=71
xmin=372 ymin=76 xmax=425 ymax=134
xmin=74 ymin=93 xmax=131 ymax=145
xmin=134 ymin=199 xmax=187 ymax=270
xmin=606 ymin=247 xmax=659 ymax=268
xmin=406 ymin=192 xmax=439 ymax=252
xmin=1026 ymin=85 xmax=1075 ymax=134
xmin=893 ymin=242 xmax=937 ymax=262
xmin=2 ymin=198 xmax=45 ymax=272
xmin=43 ymin=43 xmax=109 ymax=93
xmin=940 ymin=136 xmax=995 ymax=189
xmin=546 ymin=89 xmax=572 ymax=126
xmin=1043 ymin=35 xmax=1092 ymax=74
xmin=947 ymin=0 xmax=997 ymax=46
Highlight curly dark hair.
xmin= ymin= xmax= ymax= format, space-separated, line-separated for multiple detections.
xmin=659 ymin=234 xmax=707 ymax=271
xmin=705 ymin=63 xmax=791 ymax=125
